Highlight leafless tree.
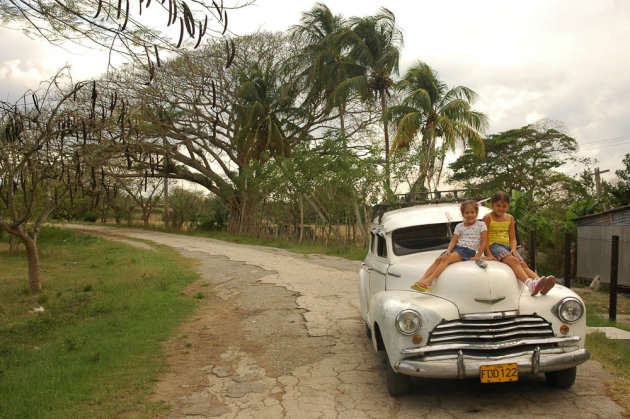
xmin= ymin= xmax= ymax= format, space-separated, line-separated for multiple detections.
xmin=0 ymin=0 xmax=251 ymax=71
xmin=0 ymin=69 xmax=109 ymax=291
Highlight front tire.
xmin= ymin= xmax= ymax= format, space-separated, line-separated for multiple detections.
xmin=365 ymin=323 xmax=372 ymax=339
xmin=545 ymin=366 xmax=577 ymax=388
xmin=385 ymin=353 xmax=411 ymax=396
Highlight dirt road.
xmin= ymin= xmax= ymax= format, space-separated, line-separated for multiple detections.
xmin=65 ymin=225 xmax=625 ymax=418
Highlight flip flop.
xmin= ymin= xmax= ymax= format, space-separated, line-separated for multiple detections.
xmin=411 ymin=282 xmax=432 ymax=292
xmin=529 ymin=278 xmax=545 ymax=296
xmin=540 ymin=276 xmax=556 ymax=295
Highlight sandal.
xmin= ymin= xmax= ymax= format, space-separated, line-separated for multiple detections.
xmin=411 ymin=282 xmax=432 ymax=292
xmin=540 ymin=276 xmax=556 ymax=295
xmin=527 ymin=278 xmax=545 ymax=296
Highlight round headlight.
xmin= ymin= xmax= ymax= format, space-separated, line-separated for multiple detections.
xmin=395 ymin=310 xmax=421 ymax=335
xmin=558 ymin=297 xmax=584 ymax=323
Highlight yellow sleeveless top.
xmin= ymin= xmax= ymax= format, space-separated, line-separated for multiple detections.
xmin=487 ymin=214 xmax=511 ymax=246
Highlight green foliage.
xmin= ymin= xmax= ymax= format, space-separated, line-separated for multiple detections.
xmin=82 ymin=210 xmax=98 ymax=222
xmin=387 ymin=61 xmax=488 ymax=191
xmin=610 ymin=153 xmax=630 ymax=206
xmin=0 ymin=227 xmax=198 ymax=417
xmin=449 ymin=120 xmax=585 ymax=202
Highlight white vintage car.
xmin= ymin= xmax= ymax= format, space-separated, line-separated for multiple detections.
xmin=359 ymin=200 xmax=590 ymax=396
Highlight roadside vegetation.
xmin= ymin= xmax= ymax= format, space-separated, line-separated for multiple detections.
xmin=0 ymin=227 xmax=199 ymax=418
xmin=585 ymin=332 xmax=630 ymax=414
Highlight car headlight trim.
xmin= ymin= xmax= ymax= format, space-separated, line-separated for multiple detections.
xmin=557 ymin=297 xmax=584 ymax=323
xmin=395 ymin=309 xmax=422 ymax=335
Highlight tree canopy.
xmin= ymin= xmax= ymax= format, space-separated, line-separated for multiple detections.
xmin=448 ymin=120 xmax=585 ymax=201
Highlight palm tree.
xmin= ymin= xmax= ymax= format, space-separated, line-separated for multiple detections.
xmin=290 ymin=3 xmax=354 ymax=140
xmin=388 ymin=61 xmax=489 ymax=191
xmin=234 ymin=62 xmax=303 ymax=162
xmin=333 ymin=7 xmax=403 ymax=184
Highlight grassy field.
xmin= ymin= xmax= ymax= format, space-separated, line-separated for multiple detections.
xmin=74 ymin=220 xmax=369 ymax=261
xmin=0 ymin=227 xmax=199 ymax=418
xmin=585 ymin=331 xmax=630 ymax=414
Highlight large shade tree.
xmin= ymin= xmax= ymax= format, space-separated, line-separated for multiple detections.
xmin=388 ymin=61 xmax=488 ymax=191
xmin=124 ymin=32 xmax=338 ymax=234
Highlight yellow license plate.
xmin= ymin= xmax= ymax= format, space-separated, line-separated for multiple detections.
xmin=480 ymin=363 xmax=518 ymax=383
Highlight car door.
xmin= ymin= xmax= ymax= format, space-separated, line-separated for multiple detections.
xmin=368 ymin=229 xmax=389 ymax=302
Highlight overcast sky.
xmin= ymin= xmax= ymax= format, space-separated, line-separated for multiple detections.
xmin=1 ymin=0 xmax=629 ymax=180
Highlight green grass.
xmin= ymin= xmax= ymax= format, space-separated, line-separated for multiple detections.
xmin=201 ymin=230 xmax=368 ymax=260
xmin=0 ymin=227 xmax=199 ymax=419
xmin=572 ymin=285 xmax=630 ymax=332
xmin=585 ymin=331 xmax=630 ymax=414
xmin=65 ymin=220 xmax=369 ymax=261
xmin=586 ymin=332 xmax=630 ymax=379
xmin=586 ymin=311 xmax=630 ymax=332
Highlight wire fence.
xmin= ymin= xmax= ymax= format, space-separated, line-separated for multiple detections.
xmin=523 ymin=230 xmax=629 ymax=331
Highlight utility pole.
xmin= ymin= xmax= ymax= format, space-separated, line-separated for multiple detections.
xmin=594 ymin=167 xmax=610 ymax=201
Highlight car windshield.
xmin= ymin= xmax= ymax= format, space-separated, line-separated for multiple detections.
xmin=392 ymin=223 xmax=455 ymax=256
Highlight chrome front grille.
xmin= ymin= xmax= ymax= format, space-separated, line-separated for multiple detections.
xmin=404 ymin=315 xmax=563 ymax=358
xmin=429 ymin=316 xmax=554 ymax=345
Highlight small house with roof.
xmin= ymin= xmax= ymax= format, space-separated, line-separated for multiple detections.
xmin=573 ymin=205 xmax=630 ymax=288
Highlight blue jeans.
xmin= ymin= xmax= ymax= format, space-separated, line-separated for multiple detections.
xmin=489 ymin=243 xmax=523 ymax=261
xmin=441 ymin=245 xmax=476 ymax=260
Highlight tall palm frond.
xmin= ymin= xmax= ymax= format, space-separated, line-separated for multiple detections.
xmin=388 ymin=60 xmax=488 ymax=189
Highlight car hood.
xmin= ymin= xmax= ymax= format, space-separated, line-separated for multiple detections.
xmin=387 ymin=251 xmax=523 ymax=314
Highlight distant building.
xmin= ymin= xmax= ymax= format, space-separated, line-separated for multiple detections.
xmin=573 ymin=205 xmax=630 ymax=287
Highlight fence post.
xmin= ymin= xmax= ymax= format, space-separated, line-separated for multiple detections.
xmin=564 ymin=232 xmax=571 ymax=288
xmin=529 ymin=229 xmax=536 ymax=272
xmin=609 ymin=235 xmax=619 ymax=322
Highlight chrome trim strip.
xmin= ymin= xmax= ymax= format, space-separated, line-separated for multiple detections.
xmin=401 ymin=336 xmax=581 ymax=355
xmin=461 ymin=311 xmax=520 ymax=320
xmin=430 ymin=329 xmax=554 ymax=343
xmin=372 ymin=268 xmax=387 ymax=276
xmin=431 ymin=323 xmax=551 ymax=336
xmin=437 ymin=317 xmax=547 ymax=329
xmin=388 ymin=272 xmax=401 ymax=278
xmin=395 ymin=349 xmax=590 ymax=379
xmin=420 ymin=346 xmax=580 ymax=362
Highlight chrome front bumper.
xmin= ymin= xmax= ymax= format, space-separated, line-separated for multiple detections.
xmin=395 ymin=347 xmax=590 ymax=379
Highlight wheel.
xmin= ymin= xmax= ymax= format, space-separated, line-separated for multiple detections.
xmin=545 ymin=366 xmax=577 ymax=388
xmin=365 ymin=323 xmax=372 ymax=339
xmin=385 ymin=353 xmax=411 ymax=396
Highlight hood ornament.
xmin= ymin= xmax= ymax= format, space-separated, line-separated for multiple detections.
xmin=474 ymin=296 xmax=506 ymax=304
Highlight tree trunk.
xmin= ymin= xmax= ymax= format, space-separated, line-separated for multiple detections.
xmin=142 ymin=208 xmax=150 ymax=226
xmin=298 ymin=195 xmax=304 ymax=244
xmin=163 ymin=174 xmax=169 ymax=230
xmin=22 ymin=234 xmax=42 ymax=293
xmin=353 ymin=202 xmax=366 ymax=247
xmin=381 ymin=92 xmax=390 ymax=186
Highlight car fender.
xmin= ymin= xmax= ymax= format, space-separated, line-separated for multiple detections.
xmin=518 ymin=285 xmax=587 ymax=346
xmin=358 ymin=266 xmax=369 ymax=324
xmin=369 ymin=290 xmax=459 ymax=362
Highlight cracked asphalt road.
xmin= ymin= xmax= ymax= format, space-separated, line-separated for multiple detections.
xmin=64 ymin=225 xmax=625 ymax=418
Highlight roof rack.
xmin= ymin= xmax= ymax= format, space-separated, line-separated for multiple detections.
xmin=371 ymin=188 xmax=481 ymax=223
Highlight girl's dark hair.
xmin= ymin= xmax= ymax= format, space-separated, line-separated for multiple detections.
xmin=491 ymin=191 xmax=510 ymax=203
xmin=460 ymin=199 xmax=479 ymax=215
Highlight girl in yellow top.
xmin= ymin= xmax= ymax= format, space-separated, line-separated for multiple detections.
xmin=483 ymin=191 xmax=555 ymax=296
